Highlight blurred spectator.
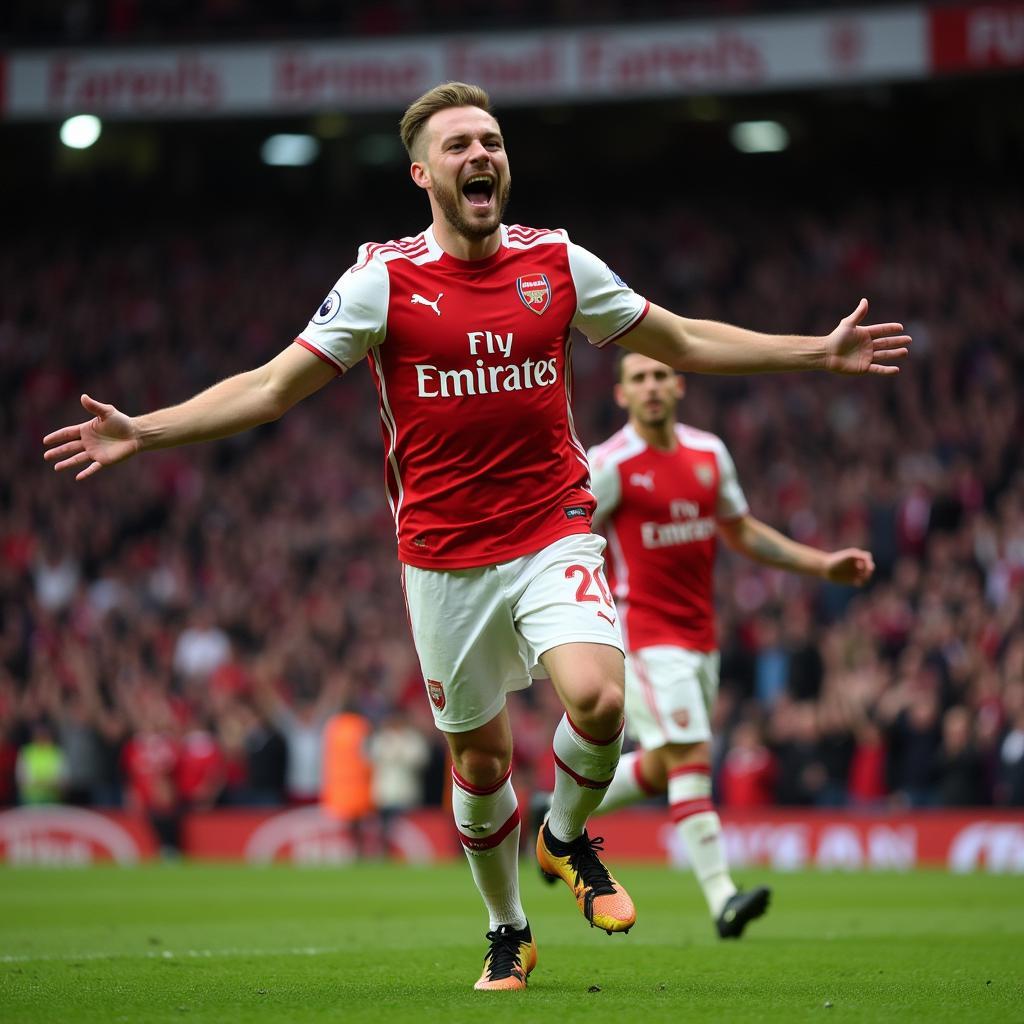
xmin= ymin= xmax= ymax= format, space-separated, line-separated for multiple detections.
xmin=322 ymin=709 xmax=374 ymax=857
xmin=878 ymin=672 xmax=943 ymax=808
xmin=173 ymin=607 xmax=232 ymax=682
xmin=815 ymin=697 xmax=854 ymax=807
xmin=32 ymin=540 xmax=80 ymax=613
xmin=254 ymin=662 xmax=344 ymax=804
xmin=89 ymin=691 xmax=130 ymax=807
xmin=935 ymin=705 xmax=987 ymax=807
xmin=782 ymin=606 xmax=824 ymax=702
xmin=216 ymin=699 xmax=286 ymax=806
xmin=53 ymin=688 xmax=106 ymax=805
xmin=846 ymin=717 xmax=888 ymax=807
xmin=15 ymin=721 xmax=66 ymax=804
xmin=176 ymin=717 xmax=227 ymax=811
xmin=720 ymin=720 xmax=776 ymax=808
xmin=998 ymin=681 xmax=1024 ymax=807
xmin=369 ymin=709 xmax=431 ymax=851
xmin=771 ymin=700 xmax=827 ymax=805
xmin=121 ymin=697 xmax=181 ymax=855
xmin=752 ymin=616 xmax=788 ymax=707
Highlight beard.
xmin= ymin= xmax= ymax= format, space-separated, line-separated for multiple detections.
xmin=433 ymin=176 xmax=511 ymax=242
xmin=636 ymin=404 xmax=672 ymax=427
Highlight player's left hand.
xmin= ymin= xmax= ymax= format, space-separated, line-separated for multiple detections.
xmin=823 ymin=548 xmax=875 ymax=586
xmin=825 ymin=298 xmax=911 ymax=376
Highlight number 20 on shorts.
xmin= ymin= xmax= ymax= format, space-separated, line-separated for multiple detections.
xmin=565 ymin=563 xmax=613 ymax=607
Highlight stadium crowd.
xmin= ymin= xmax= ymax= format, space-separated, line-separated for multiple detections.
xmin=2 ymin=186 xmax=1022 ymax=823
xmin=3 ymin=0 xmax=887 ymax=44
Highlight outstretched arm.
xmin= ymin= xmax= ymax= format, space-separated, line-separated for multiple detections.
xmin=717 ymin=514 xmax=875 ymax=586
xmin=43 ymin=344 xmax=336 ymax=481
xmin=621 ymin=298 xmax=909 ymax=376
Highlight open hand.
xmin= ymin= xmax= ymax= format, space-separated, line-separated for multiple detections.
xmin=825 ymin=299 xmax=911 ymax=375
xmin=823 ymin=548 xmax=875 ymax=586
xmin=43 ymin=394 xmax=140 ymax=481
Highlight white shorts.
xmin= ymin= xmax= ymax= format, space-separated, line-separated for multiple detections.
xmin=402 ymin=534 xmax=624 ymax=733
xmin=624 ymin=646 xmax=720 ymax=749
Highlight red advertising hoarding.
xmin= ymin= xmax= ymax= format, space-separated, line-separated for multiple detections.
xmin=930 ymin=3 xmax=1024 ymax=72
xmin=2 ymin=805 xmax=1021 ymax=872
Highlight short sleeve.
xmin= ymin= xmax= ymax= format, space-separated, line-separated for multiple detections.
xmin=567 ymin=242 xmax=650 ymax=348
xmin=714 ymin=440 xmax=749 ymax=521
xmin=586 ymin=446 xmax=623 ymax=528
xmin=295 ymin=252 xmax=389 ymax=373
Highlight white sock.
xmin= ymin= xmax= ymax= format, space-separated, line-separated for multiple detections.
xmin=669 ymin=763 xmax=736 ymax=919
xmin=452 ymin=765 xmax=527 ymax=931
xmin=593 ymin=749 xmax=663 ymax=815
xmin=547 ymin=714 xmax=623 ymax=843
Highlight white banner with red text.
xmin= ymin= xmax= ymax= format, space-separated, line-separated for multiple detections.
xmin=1 ymin=805 xmax=1021 ymax=872
xmin=1 ymin=4 xmax=1021 ymax=120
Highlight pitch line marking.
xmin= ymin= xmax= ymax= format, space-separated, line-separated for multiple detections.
xmin=0 ymin=945 xmax=343 ymax=965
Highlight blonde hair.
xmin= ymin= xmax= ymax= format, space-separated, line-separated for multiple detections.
xmin=399 ymin=81 xmax=493 ymax=159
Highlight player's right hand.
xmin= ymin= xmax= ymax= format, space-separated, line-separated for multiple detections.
xmin=43 ymin=394 xmax=140 ymax=481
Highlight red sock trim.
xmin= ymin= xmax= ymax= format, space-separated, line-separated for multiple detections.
xmin=458 ymin=807 xmax=521 ymax=851
xmin=668 ymin=763 xmax=711 ymax=780
xmin=670 ymin=797 xmax=714 ymax=822
xmin=567 ymin=715 xmax=624 ymax=747
xmin=632 ymin=755 xmax=661 ymax=797
xmin=451 ymin=762 xmax=512 ymax=796
xmin=553 ymin=751 xmax=612 ymax=790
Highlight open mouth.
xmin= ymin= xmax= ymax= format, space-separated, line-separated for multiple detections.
xmin=462 ymin=174 xmax=495 ymax=208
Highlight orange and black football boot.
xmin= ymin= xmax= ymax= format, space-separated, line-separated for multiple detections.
xmin=537 ymin=822 xmax=636 ymax=934
xmin=474 ymin=923 xmax=537 ymax=991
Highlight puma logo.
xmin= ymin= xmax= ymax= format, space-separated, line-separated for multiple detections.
xmin=630 ymin=471 xmax=655 ymax=492
xmin=411 ymin=292 xmax=443 ymax=316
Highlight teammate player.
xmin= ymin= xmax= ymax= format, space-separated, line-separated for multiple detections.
xmin=584 ymin=351 xmax=875 ymax=938
xmin=42 ymin=83 xmax=908 ymax=990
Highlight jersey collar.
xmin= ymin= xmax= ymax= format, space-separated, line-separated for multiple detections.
xmin=428 ymin=224 xmax=508 ymax=271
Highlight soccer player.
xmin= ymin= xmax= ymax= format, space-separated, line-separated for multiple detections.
xmin=42 ymin=82 xmax=908 ymax=990
xmin=583 ymin=351 xmax=876 ymax=938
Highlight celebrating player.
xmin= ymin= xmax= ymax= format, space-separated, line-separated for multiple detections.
xmin=582 ymin=351 xmax=875 ymax=938
xmin=42 ymin=82 xmax=907 ymax=990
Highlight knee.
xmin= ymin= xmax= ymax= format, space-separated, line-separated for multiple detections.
xmin=452 ymin=746 xmax=511 ymax=789
xmin=568 ymin=678 xmax=625 ymax=735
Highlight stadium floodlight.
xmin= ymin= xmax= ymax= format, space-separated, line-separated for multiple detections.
xmin=261 ymin=134 xmax=320 ymax=167
xmin=730 ymin=120 xmax=789 ymax=154
xmin=59 ymin=114 xmax=102 ymax=150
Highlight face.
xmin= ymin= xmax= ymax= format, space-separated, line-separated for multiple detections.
xmin=411 ymin=106 xmax=511 ymax=241
xmin=615 ymin=353 xmax=684 ymax=427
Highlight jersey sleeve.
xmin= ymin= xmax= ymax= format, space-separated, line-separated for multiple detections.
xmin=714 ymin=439 xmax=749 ymax=521
xmin=567 ymin=242 xmax=650 ymax=348
xmin=586 ymin=446 xmax=623 ymax=528
xmin=295 ymin=250 xmax=389 ymax=372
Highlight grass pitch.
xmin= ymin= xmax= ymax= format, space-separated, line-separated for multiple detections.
xmin=1 ymin=862 xmax=1021 ymax=1022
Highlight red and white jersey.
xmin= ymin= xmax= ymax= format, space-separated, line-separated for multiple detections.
xmin=588 ymin=423 xmax=748 ymax=652
xmin=297 ymin=224 xmax=649 ymax=569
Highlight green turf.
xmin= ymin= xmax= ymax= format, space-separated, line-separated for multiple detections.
xmin=1 ymin=863 xmax=1021 ymax=1022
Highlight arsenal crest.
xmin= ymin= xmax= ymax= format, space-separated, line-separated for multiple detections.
xmin=516 ymin=274 xmax=551 ymax=315
xmin=426 ymin=679 xmax=446 ymax=711
xmin=694 ymin=463 xmax=715 ymax=488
